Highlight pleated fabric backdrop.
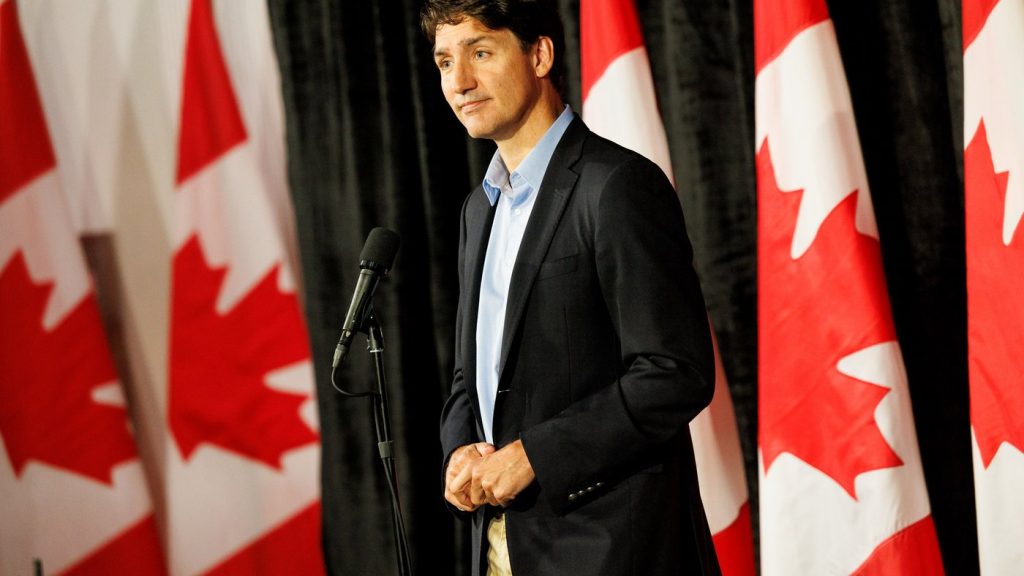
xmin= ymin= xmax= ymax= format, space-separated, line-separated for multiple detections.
xmin=264 ymin=0 xmax=974 ymax=573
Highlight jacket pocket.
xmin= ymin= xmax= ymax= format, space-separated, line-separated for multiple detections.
xmin=536 ymin=253 xmax=578 ymax=280
xmin=637 ymin=462 xmax=665 ymax=475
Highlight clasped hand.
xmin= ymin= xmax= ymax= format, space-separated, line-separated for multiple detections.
xmin=444 ymin=439 xmax=535 ymax=511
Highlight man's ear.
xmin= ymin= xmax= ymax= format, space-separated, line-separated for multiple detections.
xmin=532 ymin=36 xmax=555 ymax=78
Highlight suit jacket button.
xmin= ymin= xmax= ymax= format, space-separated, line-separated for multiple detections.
xmin=568 ymin=494 xmax=578 ymax=502
xmin=596 ymin=482 xmax=604 ymax=488
xmin=586 ymin=486 xmax=594 ymax=492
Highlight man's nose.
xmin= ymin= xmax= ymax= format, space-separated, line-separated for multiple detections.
xmin=450 ymin=60 xmax=475 ymax=94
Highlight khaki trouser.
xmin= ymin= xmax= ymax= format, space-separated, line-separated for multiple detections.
xmin=486 ymin=512 xmax=512 ymax=576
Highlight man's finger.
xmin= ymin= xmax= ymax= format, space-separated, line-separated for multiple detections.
xmin=474 ymin=442 xmax=496 ymax=457
xmin=446 ymin=486 xmax=475 ymax=512
xmin=485 ymin=489 xmax=502 ymax=507
xmin=470 ymin=480 xmax=486 ymax=507
xmin=446 ymin=445 xmax=476 ymax=479
xmin=449 ymin=457 xmax=473 ymax=493
xmin=470 ymin=466 xmax=489 ymax=506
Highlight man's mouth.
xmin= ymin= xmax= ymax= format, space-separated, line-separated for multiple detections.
xmin=460 ymin=99 xmax=487 ymax=113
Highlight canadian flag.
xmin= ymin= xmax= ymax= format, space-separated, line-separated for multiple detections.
xmin=755 ymin=0 xmax=945 ymax=573
xmin=0 ymin=0 xmax=166 ymax=573
xmin=163 ymin=0 xmax=324 ymax=573
xmin=963 ymin=0 xmax=1024 ymax=573
xmin=580 ymin=2 xmax=754 ymax=574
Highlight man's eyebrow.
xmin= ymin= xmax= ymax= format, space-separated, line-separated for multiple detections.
xmin=434 ymin=35 xmax=489 ymax=57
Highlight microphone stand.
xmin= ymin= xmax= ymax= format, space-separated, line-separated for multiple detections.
xmin=332 ymin=308 xmax=412 ymax=576
xmin=367 ymin=312 xmax=412 ymax=576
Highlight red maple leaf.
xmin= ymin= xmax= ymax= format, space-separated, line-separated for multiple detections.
xmin=758 ymin=142 xmax=903 ymax=498
xmin=0 ymin=252 xmax=136 ymax=484
xmin=965 ymin=121 xmax=1024 ymax=467
xmin=169 ymin=236 xmax=317 ymax=468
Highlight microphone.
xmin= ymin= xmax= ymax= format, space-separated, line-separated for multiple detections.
xmin=333 ymin=228 xmax=401 ymax=368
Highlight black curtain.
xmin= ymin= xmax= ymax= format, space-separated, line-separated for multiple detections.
xmin=266 ymin=0 xmax=976 ymax=573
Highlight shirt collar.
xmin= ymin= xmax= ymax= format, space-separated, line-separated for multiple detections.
xmin=482 ymin=105 xmax=574 ymax=206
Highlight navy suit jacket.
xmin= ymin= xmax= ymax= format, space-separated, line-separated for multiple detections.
xmin=441 ymin=116 xmax=721 ymax=575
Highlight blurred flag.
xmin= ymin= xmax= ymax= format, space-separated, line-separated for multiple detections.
xmin=581 ymin=2 xmax=754 ymax=573
xmin=0 ymin=0 xmax=165 ymax=573
xmin=963 ymin=0 xmax=1024 ymax=573
xmin=162 ymin=0 xmax=324 ymax=573
xmin=754 ymin=0 xmax=945 ymax=573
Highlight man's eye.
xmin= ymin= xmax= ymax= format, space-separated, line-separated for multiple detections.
xmin=474 ymin=50 xmax=488 ymax=60
xmin=439 ymin=59 xmax=452 ymax=70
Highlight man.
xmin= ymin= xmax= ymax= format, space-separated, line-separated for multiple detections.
xmin=422 ymin=1 xmax=720 ymax=574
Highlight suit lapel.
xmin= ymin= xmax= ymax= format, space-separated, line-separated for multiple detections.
xmin=463 ymin=188 xmax=496 ymax=417
xmin=497 ymin=118 xmax=587 ymax=384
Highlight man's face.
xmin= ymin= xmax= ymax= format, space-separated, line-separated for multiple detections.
xmin=433 ymin=17 xmax=543 ymax=142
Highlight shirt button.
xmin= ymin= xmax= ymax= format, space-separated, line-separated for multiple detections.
xmin=514 ymin=208 xmax=522 ymax=216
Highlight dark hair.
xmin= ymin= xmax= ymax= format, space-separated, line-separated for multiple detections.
xmin=420 ymin=0 xmax=566 ymax=95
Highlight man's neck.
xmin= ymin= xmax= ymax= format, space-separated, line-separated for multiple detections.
xmin=495 ymin=92 xmax=564 ymax=172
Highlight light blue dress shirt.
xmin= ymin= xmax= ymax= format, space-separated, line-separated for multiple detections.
xmin=475 ymin=106 xmax=574 ymax=444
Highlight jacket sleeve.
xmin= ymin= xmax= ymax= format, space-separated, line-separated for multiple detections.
xmin=519 ymin=156 xmax=715 ymax=515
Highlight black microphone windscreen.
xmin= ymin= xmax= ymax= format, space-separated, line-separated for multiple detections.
xmin=359 ymin=227 xmax=401 ymax=270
